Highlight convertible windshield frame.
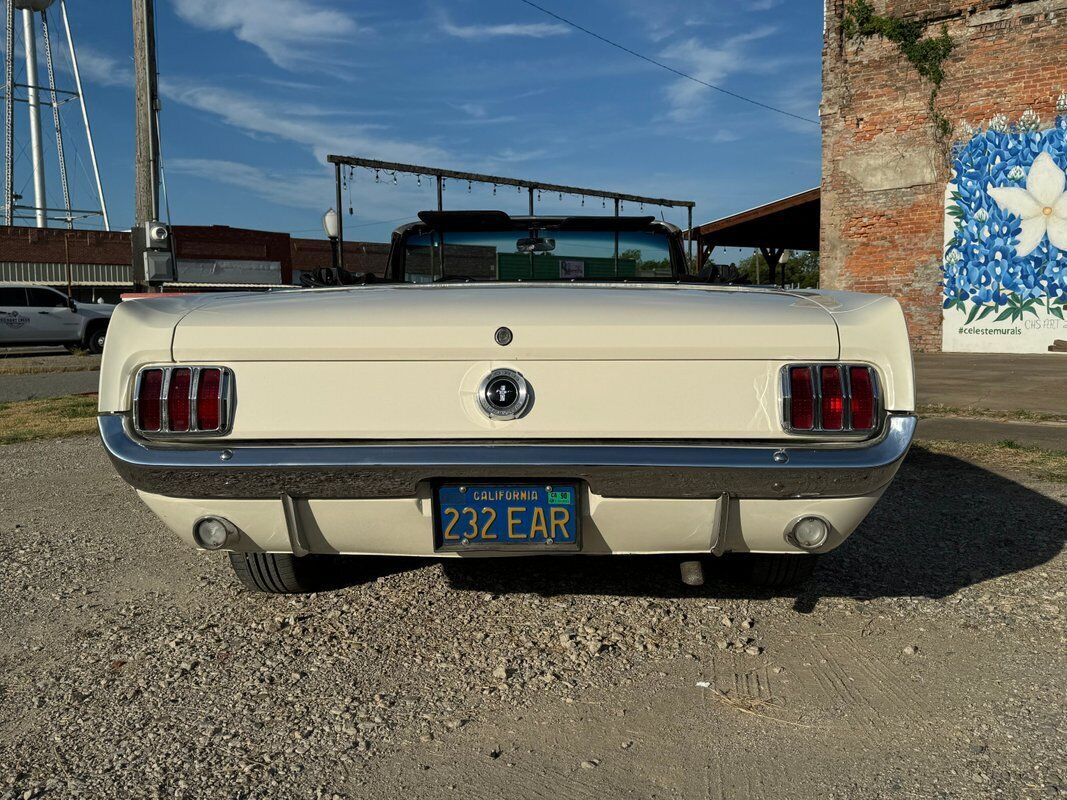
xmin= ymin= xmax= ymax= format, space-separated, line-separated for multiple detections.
xmin=387 ymin=212 xmax=688 ymax=284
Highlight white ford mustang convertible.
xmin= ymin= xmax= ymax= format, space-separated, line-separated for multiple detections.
xmin=99 ymin=211 xmax=915 ymax=593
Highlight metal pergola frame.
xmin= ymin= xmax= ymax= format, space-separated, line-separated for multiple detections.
xmin=327 ymin=155 xmax=696 ymax=272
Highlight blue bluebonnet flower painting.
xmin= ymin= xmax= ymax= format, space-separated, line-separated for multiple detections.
xmin=944 ymin=113 xmax=1067 ymax=324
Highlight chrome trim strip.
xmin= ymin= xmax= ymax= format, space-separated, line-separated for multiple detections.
xmin=189 ymin=368 xmax=200 ymax=433
xmin=99 ymin=413 xmax=916 ymax=501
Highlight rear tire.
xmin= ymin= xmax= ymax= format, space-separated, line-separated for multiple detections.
xmin=84 ymin=324 xmax=107 ymax=354
xmin=227 ymin=552 xmax=340 ymax=594
xmin=734 ymin=554 xmax=819 ymax=587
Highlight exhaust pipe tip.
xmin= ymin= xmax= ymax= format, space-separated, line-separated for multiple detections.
xmin=680 ymin=559 xmax=705 ymax=586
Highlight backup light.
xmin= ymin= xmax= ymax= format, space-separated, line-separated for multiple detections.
xmin=789 ymin=517 xmax=829 ymax=550
xmin=194 ymin=517 xmax=238 ymax=550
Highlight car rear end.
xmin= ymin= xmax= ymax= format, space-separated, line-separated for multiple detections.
xmin=98 ymin=282 xmax=914 ymax=592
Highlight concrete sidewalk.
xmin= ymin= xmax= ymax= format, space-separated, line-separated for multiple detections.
xmin=914 ymin=352 xmax=1065 ymax=449
xmin=914 ymin=352 xmax=1065 ymax=417
xmin=0 ymin=371 xmax=99 ymax=402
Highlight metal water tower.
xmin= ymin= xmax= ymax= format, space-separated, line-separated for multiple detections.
xmin=3 ymin=0 xmax=108 ymax=229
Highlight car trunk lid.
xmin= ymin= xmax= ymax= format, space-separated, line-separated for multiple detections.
xmin=171 ymin=284 xmax=839 ymax=362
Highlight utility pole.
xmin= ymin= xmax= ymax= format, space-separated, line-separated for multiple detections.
xmin=131 ymin=0 xmax=160 ymax=290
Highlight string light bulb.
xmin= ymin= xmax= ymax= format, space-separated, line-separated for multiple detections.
xmin=392 ymin=172 xmax=398 ymax=185
xmin=468 ymin=181 xmax=472 ymax=193
xmin=417 ymin=174 xmax=422 ymax=187
xmin=492 ymin=184 xmax=497 ymax=196
xmin=374 ymin=170 xmax=380 ymax=184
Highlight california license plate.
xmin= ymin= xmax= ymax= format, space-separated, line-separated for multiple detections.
xmin=435 ymin=483 xmax=580 ymax=551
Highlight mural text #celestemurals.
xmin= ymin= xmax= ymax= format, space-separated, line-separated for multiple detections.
xmin=943 ymin=97 xmax=1067 ymax=353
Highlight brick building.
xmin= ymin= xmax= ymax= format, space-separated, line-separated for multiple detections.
xmin=821 ymin=0 xmax=1067 ymax=352
xmin=0 ymin=225 xmax=390 ymax=302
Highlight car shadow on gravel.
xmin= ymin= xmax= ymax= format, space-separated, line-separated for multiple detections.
xmin=438 ymin=447 xmax=1067 ymax=612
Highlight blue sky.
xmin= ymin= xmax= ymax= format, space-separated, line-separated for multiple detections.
xmin=8 ymin=0 xmax=822 ymax=242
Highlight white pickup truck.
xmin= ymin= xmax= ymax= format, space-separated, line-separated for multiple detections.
xmin=0 ymin=283 xmax=115 ymax=353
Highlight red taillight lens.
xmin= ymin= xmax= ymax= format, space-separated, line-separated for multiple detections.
xmin=789 ymin=366 xmax=815 ymax=430
xmin=135 ymin=366 xmax=229 ymax=435
xmin=820 ymin=366 xmax=844 ymax=430
xmin=196 ymin=368 xmax=222 ymax=431
xmin=137 ymin=369 xmax=164 ymax=431
xmin=167 ymin=368 xmax=192 ymax=432
xmin=849 ymin=367 xmax=875 ymax=430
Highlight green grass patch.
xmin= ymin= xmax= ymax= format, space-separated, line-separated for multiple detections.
xmin=918 ymin=439 xmax=1067 ymax=484
xmin=0 ymin=394 xmax=98 ymax=445
xmin=918 ymin=403 xmax=1067 ymax=424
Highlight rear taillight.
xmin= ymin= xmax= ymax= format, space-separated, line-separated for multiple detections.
xmin=133 ymin=366 xmax=232 ymax=436
xmin=820 ymin=366 xmax=845 ymax=430
xmin=788 ymin=367 xmax=815 ymax=430
xmin=136 ymin=368 xmax=164 ymax=432
xmin=783 ymin=364 xmax=880 ymax=434
xmin=167 ymin=368 xmax=192 ymax=432
xmin=196 ymin=368 xmax=223 ymax=431
xmin=849 ymin=366 xmax=875 ymax=430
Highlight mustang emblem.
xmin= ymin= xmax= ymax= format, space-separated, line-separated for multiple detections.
xmin=477 ymin=368 xmax=530 ymax=420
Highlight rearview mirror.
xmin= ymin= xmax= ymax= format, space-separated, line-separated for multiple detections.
xmin=516 ymin=237 xmax=556 ymax=254
xmin=67 ymin=298 xmax=77 ymax=312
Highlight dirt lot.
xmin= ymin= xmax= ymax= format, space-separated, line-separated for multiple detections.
xmin=0 ymin=435 xmax=1064 ymax=799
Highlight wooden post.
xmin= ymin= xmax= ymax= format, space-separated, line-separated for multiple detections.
xmin=131 ymin=0 xmax=159 ymax=291
xmin=760 ymin=246 xmax=784 ymax=287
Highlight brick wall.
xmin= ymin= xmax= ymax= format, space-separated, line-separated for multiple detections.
xmin=821 ymin=0 xmax=1067 ymax=351
xmin=0 ymin=225 xmax=131 ymax=265
xmin=290 ymin=238 xmax=391 ymax=276
xmin=0 ymin=224 xmax=389 ymax=284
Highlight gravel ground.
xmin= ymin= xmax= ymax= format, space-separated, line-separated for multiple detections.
xmin=1 ymin=436 xmax=1064 ymax=799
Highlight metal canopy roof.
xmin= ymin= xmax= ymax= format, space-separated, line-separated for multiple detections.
xmin=690 ymin=187 xmax=820 ymax=251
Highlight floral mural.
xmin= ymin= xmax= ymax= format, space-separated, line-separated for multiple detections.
xmin=942 ymin=99 xmax=1067 ymax=352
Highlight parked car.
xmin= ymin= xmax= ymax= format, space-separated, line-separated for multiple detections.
xmin=0 ymin=283 xmax=114 ymax=353
xmin=98 ymin=211 xmax=915 ymax=593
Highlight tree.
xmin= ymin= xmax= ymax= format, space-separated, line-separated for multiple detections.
xmin=733 ymin=250 xmax=819 ymax=288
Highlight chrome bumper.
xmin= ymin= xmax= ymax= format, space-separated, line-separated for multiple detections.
xmin=99 ymin=413 xmax=915 ymax=501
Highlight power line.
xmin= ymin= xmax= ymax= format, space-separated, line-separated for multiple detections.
xmin=515 ymin=0 xmax=819 ymax=126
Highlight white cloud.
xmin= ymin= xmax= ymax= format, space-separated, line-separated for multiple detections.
xmin=172 ymin=0 xmax=357 ymax=69
xmin=162 ymin=79 xmax=447 ymax=165
xmin=458 ymin=103 xmax=487 ymax=119
xmin=169 ymin=158 xmax=331 ymax=210
xmin=69 ymin=43 xmax=134 ymax=87
xmin=0 ymin=27 xmax=132 ymax=88
xmin=658 ymin=27 xmax=778 ymax=121
xmin=439 ymin=14 xmax=570 ymax=40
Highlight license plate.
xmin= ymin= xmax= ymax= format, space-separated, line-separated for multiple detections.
xmin=435 ymin=483 xmax=580 ymax=551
